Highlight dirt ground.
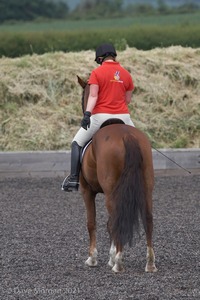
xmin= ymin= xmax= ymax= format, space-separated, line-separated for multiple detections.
xmin=1 ymin=174 xmax=199 ymax=300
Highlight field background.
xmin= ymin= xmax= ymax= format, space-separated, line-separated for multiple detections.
xmin=1 ymin=12 xmax=200 ymax=32
xmin=1 ymin=12 xmax=200 ymax=58
xmin=0 ymin=12 xmax=200 ymax=151
xmin=0 ymin=45 xmax=199 ymax=151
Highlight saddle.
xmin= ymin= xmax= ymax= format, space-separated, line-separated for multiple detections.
xmin=100 ymin=118 xmax=125 ymax=128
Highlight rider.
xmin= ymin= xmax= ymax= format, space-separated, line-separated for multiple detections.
xmin=61 ymin=42 xmax=135 ymax=192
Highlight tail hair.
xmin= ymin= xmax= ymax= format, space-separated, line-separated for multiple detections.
xmin=111 ymin=135 xmax=147 ymax=247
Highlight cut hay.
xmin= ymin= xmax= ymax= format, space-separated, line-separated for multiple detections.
xmin=0 ymin=46 xmax=199 ymax=151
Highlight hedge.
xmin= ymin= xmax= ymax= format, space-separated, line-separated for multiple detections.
xmin=0 ymin=25 xmax=200 ymax=57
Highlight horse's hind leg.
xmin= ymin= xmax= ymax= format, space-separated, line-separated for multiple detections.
xmin=106 ymin=200 xmax=124 ymax=273
xmin=112 ymin=244 xmax=124 ymax=273
xmin=82 ymin=188 xmax=98 ymax=267
xmin=107 ymin=224 xmax=124 ymax=273
xmin=108 ymin=239 xmax=124 ymax=273
xmin=108 ymin=241 xmax=116 ymax=268
xmin=145 ymin=189 xmax=157 ymax=273
xmin=106 ymin=216 xmax=116 ymax=267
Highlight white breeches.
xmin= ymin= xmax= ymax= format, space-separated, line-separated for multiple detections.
xmin=72 ymin=113 xmax=135 ymax=147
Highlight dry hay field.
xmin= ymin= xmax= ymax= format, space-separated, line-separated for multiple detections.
xmin=0 ymin=46 xmax=199 ymax=151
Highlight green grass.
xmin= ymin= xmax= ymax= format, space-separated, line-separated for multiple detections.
xmin=1 ymin=13 xmax=200 ymax=58
xmin=1 ymin=12 xmax=200 ymax=33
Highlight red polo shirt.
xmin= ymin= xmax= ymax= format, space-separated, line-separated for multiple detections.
xmin=88 ymin=61 xmax=134 ymax=114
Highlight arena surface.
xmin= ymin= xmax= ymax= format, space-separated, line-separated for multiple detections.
xmin=1 ymin=174 xmax=199 ymax=300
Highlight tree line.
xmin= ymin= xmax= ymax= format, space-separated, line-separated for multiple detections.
xmin=70 ymin=0 xmax=200 ymax=19
xmin=0 ymin=0 xmax=199 ymax=24
xmin=0 ymin=0 xmax=69 ymax=23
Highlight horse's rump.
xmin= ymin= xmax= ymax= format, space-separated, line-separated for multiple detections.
xmin=81 ymin=123 xmax=153 ymax=195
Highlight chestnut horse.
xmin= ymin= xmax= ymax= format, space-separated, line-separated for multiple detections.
xmin=77 ymin=76 xmax=157 ymax=273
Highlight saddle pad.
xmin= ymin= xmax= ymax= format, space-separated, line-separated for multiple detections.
xmin=81 ymin=139 xmax=92 ymax=163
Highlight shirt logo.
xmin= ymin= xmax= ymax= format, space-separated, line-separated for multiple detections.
xmin=114 ymin=71 xmax=120 ymax=81
xmin=111 ymin=71 xmax=123 ymax=83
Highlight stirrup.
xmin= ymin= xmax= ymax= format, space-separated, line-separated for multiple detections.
xmin=61 ymin=175 xmax=79 ymax=192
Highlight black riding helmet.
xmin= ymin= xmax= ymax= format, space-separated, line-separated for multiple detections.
xmin=95 ymin=43 xmax=117 ymax=64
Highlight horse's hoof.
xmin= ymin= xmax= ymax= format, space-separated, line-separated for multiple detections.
xmin=108 ymin=259 xmax=115 ymax=268
xmin=85 ymin=257 xmax=98 ymax=267
xmin=145 ymin=264 xmax=158 ymax=273
xmin=112 ymin=264 xmax=124 ymax=273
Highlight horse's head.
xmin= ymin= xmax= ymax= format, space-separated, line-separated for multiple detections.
xmin=77 ymin=75 xmax=90 ymax=114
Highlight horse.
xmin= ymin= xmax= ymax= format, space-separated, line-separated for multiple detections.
xmin=77 ymin=76 xmax=157 ymax=273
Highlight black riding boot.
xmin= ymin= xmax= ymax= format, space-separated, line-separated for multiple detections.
xmin=61 ymin=141 xmax=82 ymax=192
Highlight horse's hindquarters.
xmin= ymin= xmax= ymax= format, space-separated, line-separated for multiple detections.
xmin=80 ymin=124 xmax=157 ymax=273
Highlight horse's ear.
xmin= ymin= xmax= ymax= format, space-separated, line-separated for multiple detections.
xmin=77 ymin=75 xmax=87 ymax=89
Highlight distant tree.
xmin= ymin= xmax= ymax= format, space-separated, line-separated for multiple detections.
xmin=175 ymin=3 xmax=200 ymax=14
xmin=0 ymin=0 xmax=69 ymax=23
xmin=157 ymin=0 xmax=169 ymax=14
xmin=70 ymin=0 xmax=124 ymax=19
xmin=125 ymin=3 xmax=155 ymax=16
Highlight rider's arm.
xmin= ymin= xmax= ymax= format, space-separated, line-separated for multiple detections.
xmin=125 ymin=90 xmax=132 ymax=104
xmin=85 ymin=84 xmax=99 ymax=113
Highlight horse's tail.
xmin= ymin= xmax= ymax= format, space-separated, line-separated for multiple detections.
xmin=111 ymin=135 xmax=147 ymax=247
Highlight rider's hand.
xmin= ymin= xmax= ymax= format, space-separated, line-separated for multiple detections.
xmin=81 ymin=111 xmax=91 ymax=130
